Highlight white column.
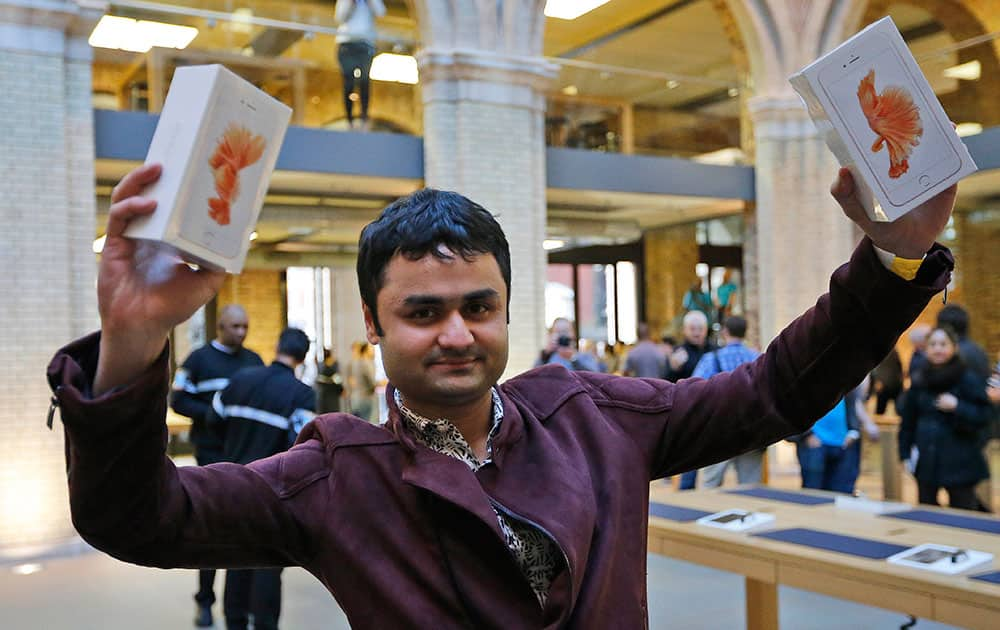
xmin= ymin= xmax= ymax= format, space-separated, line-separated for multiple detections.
xmin=0 ymin=0 xmax=100 ymax=557
xmin=418 ymin=49 xmax=556 ymax=376
xmin=749 ymin=96 xmax=858 ymax=344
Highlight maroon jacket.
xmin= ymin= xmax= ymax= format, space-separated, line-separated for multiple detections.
xmin=48 ymin=240 xmax=951 ymax=629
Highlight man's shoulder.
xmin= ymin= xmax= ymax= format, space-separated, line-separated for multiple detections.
xmin=501 ymin=364 xmax=671 ymax=417
xmin=182 ymin=343 xmax=214 ymax=364
xmin=298 ymin=413 xmax=397 ymax=449
xmin=227 ymin=363 xmax=272 ymax=386
xmin=238 ymin=347 xmax=265 ymax=364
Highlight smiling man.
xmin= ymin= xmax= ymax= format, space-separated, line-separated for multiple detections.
xmin=49 ymin=163 xmax=955 ymax=628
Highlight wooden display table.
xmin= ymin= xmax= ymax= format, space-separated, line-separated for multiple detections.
xmin=874 ymin=412 xmax=903 ymax=500
xmin=648 ymin=487 xmax=1000 ymax=629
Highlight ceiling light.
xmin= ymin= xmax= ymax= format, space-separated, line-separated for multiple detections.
xmin=88 ymin=15 xmax=198 ymax=53
xmin=666 ymin=80 xmax=679 ymax=89
xmin=544 ymin=0 xmax=610 ymax=20
xmin=955 ymin=122 xmax=982 ymax=137
xmin=92 ymin=234 xmax=106 ymax=254
xmin=543 ymin=239 xmax=566 ymax=250
xmin=11 ymin=563 xmax=43 ymax=576
xmin=943 ymin=60 xmax=981 ymax=81
xmin=370 ymin=53 xmax=419 ymax=84
xmin=561 ymin=85 xmax=579 ymax=96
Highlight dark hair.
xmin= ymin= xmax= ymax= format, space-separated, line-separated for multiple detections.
xmin=936 ymin=304 xmax=969 ymax=337
xmin=357 ymin=188 xmax=511 ymax=335
xmin=723 ymin=315 xmax=747 ymax=339
xmin=930 ymin=325 xmax=960 ymax=347
xmin=277 ymin=328 xmax=310 ymax=362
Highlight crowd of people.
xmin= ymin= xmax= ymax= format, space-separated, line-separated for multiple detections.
xmin=534 ymin=302 xmax=998 ymax=506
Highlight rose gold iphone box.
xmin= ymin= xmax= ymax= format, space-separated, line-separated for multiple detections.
xmin=789 ymin=17 xmax=975 ymax=222
xmin=124 ymin=64 xmax=291 ymax=273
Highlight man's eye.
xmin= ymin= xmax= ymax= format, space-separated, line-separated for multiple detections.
xmin=466 ymin=303 xmax=490 ymax=315
xmin=410 ymin=309 xmax=436 ymax=320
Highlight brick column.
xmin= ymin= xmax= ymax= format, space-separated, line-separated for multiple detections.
xmin=955 ymin=209 xmax=1000 ymax=358
xmin=643 ymin=224 xmax=699 ymax=340
xmin=748 ymin=97 xmax=857 ymax=344
xmin=418 ymin=50 xmax=556 ymax=376
xmin=0 ymin=1 xmax=101 ymax=557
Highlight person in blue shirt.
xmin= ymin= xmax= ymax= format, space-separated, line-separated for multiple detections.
xmin=691 ymin=316 xmax=762 ymax=488
xmin=791 ymin=391 xmax=863 ymax=494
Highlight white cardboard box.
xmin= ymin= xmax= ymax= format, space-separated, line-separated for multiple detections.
xmin=696 ymin=509 xmax=775 ymax=532
xmin=833 ymin=495 xmax=911 ymax=514
xmin=124 ymin=64 xmax=291 ymax=273
xmin=887 ymin=543 xmax=993 ymax=575
xmin=789 ymin=16 xmax=976 ymax=222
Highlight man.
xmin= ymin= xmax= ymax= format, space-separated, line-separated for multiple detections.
xmin=691 ymin=316 xmax=762 ymax=488
xmin=936 ymin=304 xmax=991 ymax=378
xmin=48 ymin=162 xmax=954 ymax=628
xmin=623 ymin=322 xmax=665 ymax=378
xmin=665 ymin=310 xmax=715 ymax=382
xmin=170 ymin=304 xmax=263 ymax=627
xmin=666 ymin=310 xmax=716 ymax=489
xmin=314 ymin=347 xmax=344 ymax=414
xmin=211 ymin=327 xmax=315 ymax=630
xmin=536 ymin=316 xmax=573 ymax=366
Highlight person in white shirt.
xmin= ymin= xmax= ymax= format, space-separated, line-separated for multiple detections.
xmin=334 ymin=0 xmax=387 ymax=128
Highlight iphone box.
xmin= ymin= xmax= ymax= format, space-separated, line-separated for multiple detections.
xmin=789 ymin=16 xmax=976 ymax=222
xmin=124 ymin=64 xmax=291 ymax=273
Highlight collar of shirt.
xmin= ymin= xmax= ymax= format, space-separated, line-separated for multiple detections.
xmin=393 ymin=388 xmax=503 ymax=471
xmin=210 ymin=340 xmax=239 ymax=355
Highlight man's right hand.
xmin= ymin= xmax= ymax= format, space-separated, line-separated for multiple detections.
xmin=93 ymin=164 xmax=225 ymax=395
xmin=669 ymin=348 xmax=688 ymax=371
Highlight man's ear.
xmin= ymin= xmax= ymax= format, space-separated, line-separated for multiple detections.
xmin=361 ymin=302 xmax=380 ymax=345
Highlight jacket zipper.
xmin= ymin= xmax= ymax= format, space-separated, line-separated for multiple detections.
xmin=487 ymin=497 xmax=574 ymax=614
xmin=46 ymin=395 xmax=59 ymax=429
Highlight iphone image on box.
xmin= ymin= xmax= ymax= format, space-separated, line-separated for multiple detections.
xmin=818 ymin=34 xmax=962 ymax=208
xmin=176 ymin=89 xmax=283 ymax=260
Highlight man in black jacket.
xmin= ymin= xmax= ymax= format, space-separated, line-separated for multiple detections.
xmin=170 ymin=304 xmax=263 ymax=626
xmin=667 ymin=310 xmax=716 ymax=490
xmin=212 ymin=327 xmax=316 ymax=630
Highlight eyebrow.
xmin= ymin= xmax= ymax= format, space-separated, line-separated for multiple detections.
xmin=402 ymin=288 xmax=500 ymax=307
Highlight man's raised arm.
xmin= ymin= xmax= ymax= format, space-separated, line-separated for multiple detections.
xmin=93 ymin=163 xmax=225 ymax=395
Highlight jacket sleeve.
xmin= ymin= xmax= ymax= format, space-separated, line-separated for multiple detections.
xmin=169 ymin=356 xmax=210 ymax=422
xmin=47 ymin=333 xmax=327 ymax=571
xmin=579 ymin=239 xmax=952 ymax=479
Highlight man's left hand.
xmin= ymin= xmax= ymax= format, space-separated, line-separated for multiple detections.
xmin=830 ymin=167 xmax=956 ymax=260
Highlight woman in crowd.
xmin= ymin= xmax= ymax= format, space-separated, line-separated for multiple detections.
xmin=898 ymin=327 xmax=992 ymax=510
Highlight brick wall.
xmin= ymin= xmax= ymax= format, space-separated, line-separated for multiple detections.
xmin=0 ymin=31 xmax=97 ymax=553
xmin=215 ymin=270 xmax=286 ymax=364
xmin=956 ymin=210 xmax=1000 ymax=361
xmin=643 ymin=223 xmax=699 ymax=340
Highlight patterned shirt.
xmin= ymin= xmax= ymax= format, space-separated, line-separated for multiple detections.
xmin=692 ymin=341 xmax=760 ymax=379
xmin=394 ymin=389 xmax=561 ymax=606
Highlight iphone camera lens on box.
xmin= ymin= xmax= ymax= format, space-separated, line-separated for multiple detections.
xmin=124 ymin=64 xmax=292 ymax=274
xmin=790 ymin=16 xmax=977 ymax=222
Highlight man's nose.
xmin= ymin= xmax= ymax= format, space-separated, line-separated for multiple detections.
xmin=438 ymin=311 xmax=474 ymax=348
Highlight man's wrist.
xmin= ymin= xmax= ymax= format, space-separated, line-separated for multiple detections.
xmin=94 ymin=330 xmax=168 ymax=396
xmin=872 ymin=243 xmax=925 ymax=281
